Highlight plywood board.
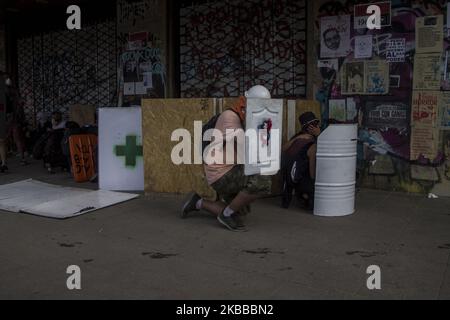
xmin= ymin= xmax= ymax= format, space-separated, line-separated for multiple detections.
xmin=70 ymin=104 xmax=96 ymax=127
xmin=142 ymin=98 xmax=217 ymax=198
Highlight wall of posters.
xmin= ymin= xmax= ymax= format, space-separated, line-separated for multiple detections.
xmin=320 ymin=15 xmax=351 ymax=58
xmin=413 ymin=53 xmax=442 ymax=90
xmin=355 ymin=35 xmax=373 ymax=59
xmin=365 ymin=60 xmax=389 ymax=94
xmin=386 ymin=38 xmax=405 ymax=63
xmin=415 ymin=15 xmax=443 ymax=54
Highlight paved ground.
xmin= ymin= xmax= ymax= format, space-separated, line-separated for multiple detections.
xmin=0 ymin=157 xmax=450 ymax=300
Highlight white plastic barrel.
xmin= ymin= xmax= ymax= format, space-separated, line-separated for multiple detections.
xmin=314 ymin=124 xmax=358 ymax=217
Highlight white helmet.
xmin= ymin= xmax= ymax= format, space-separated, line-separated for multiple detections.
xmin=245 ymin=85 xmax=271 ymax=99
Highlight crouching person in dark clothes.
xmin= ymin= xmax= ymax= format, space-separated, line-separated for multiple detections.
xmin=281 ymin=112 xmax=321 ymax=210
xmin=181 ymin=85 xmax=273 ymax=232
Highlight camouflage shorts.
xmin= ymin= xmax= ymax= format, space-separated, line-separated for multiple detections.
xmin=212 ymin=165 xmax=272 ymax=204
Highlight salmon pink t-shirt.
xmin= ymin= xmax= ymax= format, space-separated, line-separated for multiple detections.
xmin=204 ymin=109 xmax=243 ymax=185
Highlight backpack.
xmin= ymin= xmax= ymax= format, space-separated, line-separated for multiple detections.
xmin=281 ymin=140 xmax=315 ymax=208
xmin=201 ymin=109 xmax=241 ymax=154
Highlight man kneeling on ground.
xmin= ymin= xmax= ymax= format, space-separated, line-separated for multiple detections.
xmin=181 ymin=85 xmax=273 ymax=231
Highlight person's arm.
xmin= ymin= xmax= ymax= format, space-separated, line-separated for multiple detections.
xmin=307 ymin=143 xmax=317 ymax=180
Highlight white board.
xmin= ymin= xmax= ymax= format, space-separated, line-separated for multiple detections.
xmin=245 ymin=98 xmax=283 ymax=176
xmin=0 ymin=179 xmax=138 ymax=219
xmin=99 ymin=107 xmax=144 ymax=191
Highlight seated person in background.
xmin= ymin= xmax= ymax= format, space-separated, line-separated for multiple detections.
xmin=181 ymin=85 xmax=273 ymax=232
xmin=43 ymin=111 xmax=68 ymax=173
xmin=281 ymin=112 xmax=321 ymax=210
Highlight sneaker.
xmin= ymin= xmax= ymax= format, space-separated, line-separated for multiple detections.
xmin=233 ymin=213 xmax=247 ymax=230
xmin=0 ymin=165 xmax=8 ymax=173
xmin=181 ymin=192 xmax=201 ymax=219
xmin=217 ymin=212 xmax=245 ymax=232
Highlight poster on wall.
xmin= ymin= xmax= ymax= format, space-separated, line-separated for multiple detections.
xmin=341 ymin=61 xmax=365 ymax=94
xmin=440 ymin=92 xmax=450 ymax=129
xmin=415 ymin=15 xmax=443 ymax=54
xmin=412 ymin=91 xmax=440 ymax=128
xmin=413 ymin=53 xmax=441 ymax=90
xmin=362 ymin=99 xmax=409 ymax=129
xmin=365 ymin=60 xmax=389 ymax=94
xmin=441 ymin=50 xmax=450 ymax=90
xmin=386 ymin=38 xmax=405 ymax=63
xmin=329 ymin=99 xmax=346 ymax=121
xmin=354 ymin=1 xmax=391 ymax=30
xmin=320 ymin=15 xmax=351 ymax=58
xmin=354 ymin=35 xmax=373 ymax=59
xmin=410 ymin=126 xmax=440 ymax=160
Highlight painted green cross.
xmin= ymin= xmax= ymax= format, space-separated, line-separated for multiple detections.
xmin=115 ymin=135 xmax=143 ymax=167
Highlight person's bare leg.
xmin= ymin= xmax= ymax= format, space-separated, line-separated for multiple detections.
xmin=228 ymin=191 xmax=259 ymax=212
xmin=201 ymin=200 xmax=226 ymax=216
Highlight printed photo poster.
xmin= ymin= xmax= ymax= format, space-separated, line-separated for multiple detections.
xmin=329 ymin=99 xmax=346 ymax=122
xmin=354 ymin=35 xmax=373 ymax=59
xmin=362 ymin=99 xmax=409 ymax=129
xmin=341 ymin=61 xmax=365 ymax=94
xmin=365 ymin=60 xmax=389 ymax=95
xmin=320 ymin=15 xmax=351 ymax=58
xmin=386 ymin=38 xmax=405 ymax=63
xmin=412 ymin=91 xmax=440 ymax=128
xmin=440 ymin=92 xmax=450 ymax=129
xmin=413 ymin=53 xmax=442 ymax=90
xmin=415 ymin=15 xmax=443 ymax=54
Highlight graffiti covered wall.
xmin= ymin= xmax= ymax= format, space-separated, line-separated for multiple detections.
xmin=313 ymin=0 xmax=450 ymax=196
xmin=117 ymin=0 xmax=168 ymax=105
xmin=180 ymin=0 xmax=307 ymax=98
xmin=17 ymin=21 xmax=117 ymax=125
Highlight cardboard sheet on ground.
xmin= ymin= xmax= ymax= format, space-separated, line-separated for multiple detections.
xmin=0 ymin=179 xmax=138 ymax=219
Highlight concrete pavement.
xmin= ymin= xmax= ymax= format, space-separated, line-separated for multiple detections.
xmin=0 ymin=158 xmax=449 ymax=299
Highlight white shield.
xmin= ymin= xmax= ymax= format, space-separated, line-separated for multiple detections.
xmin=245 ymin=98 xmax=283 ymax=176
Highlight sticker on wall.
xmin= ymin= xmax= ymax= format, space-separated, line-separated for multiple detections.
xmin=386 ymin=38 xmax=405 ymax=63
xmin=320 ymin=15 xmax=351 ymax=58
xmin=354 ymin=1 xmax=391 ymax=30
xmin=354 ymin=35 xmax=373 ymax=59
xmin=389 ymin=75 xmax=401 ymax=88
xmin=415 ymin=15 xmax=443 ymax=54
